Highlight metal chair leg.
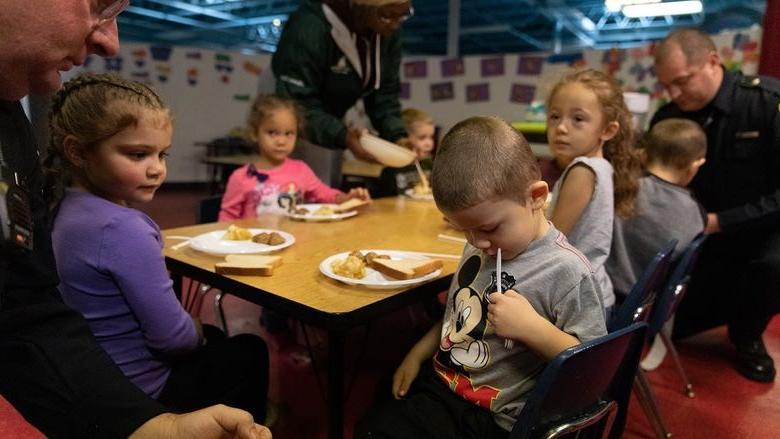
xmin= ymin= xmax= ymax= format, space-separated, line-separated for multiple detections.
xmin=660 ymin=331 xmax=695 ymax=398
xmin=635 ymin=370 xmax=672 ymax=438
xmin=213 ymin=291 xmax=228 ymax=335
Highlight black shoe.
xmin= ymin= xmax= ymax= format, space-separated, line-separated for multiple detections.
xmin=732 ymin=338 xmax=776 ymax=383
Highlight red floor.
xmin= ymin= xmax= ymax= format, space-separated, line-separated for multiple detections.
xmin=2 ymin=187 xmax=779 ymax=438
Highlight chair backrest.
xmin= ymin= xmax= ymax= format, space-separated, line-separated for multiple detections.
xmin=198 ymin=194 xmax=224 ymax=224
xmin=647 ymin=233 xmax=707 ymax=336
xmin=511 ymin=322 xmax=648 ymax=439
xmin=607 ymin=240 xmax=677 ymax=333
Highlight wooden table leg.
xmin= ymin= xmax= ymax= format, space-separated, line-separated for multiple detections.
xmin=328 ymin=330 xmax=345 ymax=439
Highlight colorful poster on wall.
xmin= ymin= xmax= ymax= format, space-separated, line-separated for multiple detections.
xmin=215 ymin=53 xmax=234 ymax=84
xmin=400 ymin=82 xmax=411 ymax=100
xmin=602 ymin=48 xmax=626 ymax=76
xmin=481 ymin=57 xmax=505 ymax=77
xmin=510 ymin=84 xmax=536 ymax=104
xmin=404 ymin=60 xmax=428 ymax=78
xmin=132 ymin=48 xmax=147 ymax=68
xmin=466 ymin=83 xmax=489 ymax=102
xmin=185 ymin=51 xmax=202 ymax=60
xmin=517 ymin=56 xmax=544 ymax=75
xmin=441 ymin=58 xmax=465 ymax=77
xmin=150 ymin=46 xmax=172 ymax=62
xmin=431 ymin=82 xmax=454 ymax=101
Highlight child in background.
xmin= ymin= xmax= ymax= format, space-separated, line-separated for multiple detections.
xmin=545 ymin=69 xmax=641 ymax=313
xmin=606 ymin=119 xmax=707 ymax=370
xmin=219 ymin=94 xmax=370 ymax=220
xmin=47 ymin=74 xmax=269 ymax=422
xmin=376 ymin=108 xmax=436 ymax=198
xmin=356 ymin=117 xmax=606 ymax=439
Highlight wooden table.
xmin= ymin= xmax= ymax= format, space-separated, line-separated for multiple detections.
xmin=162 ymin=197 xmax=463 ymax=439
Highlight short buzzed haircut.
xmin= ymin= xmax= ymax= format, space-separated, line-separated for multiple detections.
xmin=645 ymin=118 xmax=707 ymax=169
xmin=655 ymin=28 xmax=717 ymax=66
xmin=432 ymin=116 xmax=540 ymax=212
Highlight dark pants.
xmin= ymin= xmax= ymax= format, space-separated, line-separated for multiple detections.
xmin=158 ymin=325 xmax=269 ymax=423
xmin=673 ymin=228 xmax=780 ymax=342
xmin=354 ymin=362 xmax=508 ymax=439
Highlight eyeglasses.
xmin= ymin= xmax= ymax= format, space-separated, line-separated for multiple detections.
xmin=378 ymin=5 xmax=414 ymax=24
xmin=94 ymin=0 xmax=130 ymax=28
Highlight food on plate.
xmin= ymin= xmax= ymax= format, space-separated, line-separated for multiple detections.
xmin=222 ymin=224 xmax=252 ymax=241
xmin=215 ymin=254 xmax=283 ymax=276
xmin=364 ymin=251 xmax=390 ymax=265
xmin=251 ymin=231 xmax=286 ymax=246
xmin=313 ymin=205 xmax=335 ymax=216
xmin=412 ymin=181 xmax=432 ymax=196
xmin=369 ymin=258 xmax=443 ymax=280
xmin=293 ymin=207 xmax=310 ymax=215
xmin=334 ymin=198 xmax=370 ymax=213
xmin=330 ymin=254 xmax=366 ymax=279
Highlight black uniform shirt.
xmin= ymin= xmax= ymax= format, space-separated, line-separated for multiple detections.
xmin=651 ymin=69 xmax=780 ymax=232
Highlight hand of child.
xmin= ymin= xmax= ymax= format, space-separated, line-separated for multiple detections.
xmin=392 ymin=352 xmax=422 ymax=399
xmin=487 ymin=290 xmax=542 ymax=343
xmin=347 ymin=187 xmax=371 ymax=201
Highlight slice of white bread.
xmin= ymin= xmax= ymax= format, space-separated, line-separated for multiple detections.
xmin=215 ymin=254 xmax=283 ymax=276
xmin=334 ymin=198 xmax=370 ymax=213
xmin=369 ymin=258 xmax=443 ymax=280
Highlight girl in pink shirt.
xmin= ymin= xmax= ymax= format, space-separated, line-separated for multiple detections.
xmin=219 ymin=95 xmax=370 ymax=221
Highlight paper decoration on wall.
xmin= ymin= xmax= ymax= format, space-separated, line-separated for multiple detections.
xmin=547 ymin=52 xmax=585 ymax=67
xmin=742 ymin=41 xmax=759 ymax=64
xmin=629 ymin=47 xmax=647 ymax=60
xmin=441 ymin=58 xmax=465 ymax=77
xmin=602 ymin=48 xmax=626 ymax=76
xmin=510 ymin=84 xmax=536 ymax=104
xmin=233 ymin=94 xmax=251 ymax=102
xmin=155 ymin=65 xmax=171 ymax=83
xmin=733 ymin=33 xmax=750 ymax=50
xmin=104 ymin=57 xmax=123 ymax=72
xmin=132 ymin=49 xmax=147 ymax=68
xmin=430 ymin=82 xmax=454 ymax=101
xmin=214 ymin=53 xmax=234 ymax=84
xmin=400 ymin=82 xmax=410 ymax=100
xmin=185 ymin=51 xmax=202 ymax=60
xmin=629 ymin=62 xmax=653 ymax=82
xmin=466 ymin=83 xmax=489 ymax=102
xmin=150 ymin=46 xmax=172 ymax=62
xmin=517 ymin=56 xmax=543 ymax=75
xmin=481 ymin=57 xmax=504 ymax=77
xmin=404 ymin=60 xmax=428 ymax=78
xmin=243 ymin=61 xmax=263 ymax=76
xmin=130 ymin=71 xmax=151 ymax=85
xmin=187 ymin=67 xmax=199 ymax=86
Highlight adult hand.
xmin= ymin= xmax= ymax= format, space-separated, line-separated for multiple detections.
xmin=704 ymin=213 xmax=721 ymax=234
xmin=345 ymin=128 xmax=378 ymax=163
xmin=392 ymin=351 xmax=422 ymax=399
xmin=130 ymin=405 xmax=272 ymax=439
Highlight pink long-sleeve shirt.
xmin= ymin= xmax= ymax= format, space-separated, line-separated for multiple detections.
xmin=219 ymin=158 xmax=342 ymax=221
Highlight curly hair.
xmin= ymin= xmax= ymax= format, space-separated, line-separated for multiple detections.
xmin=44 ymin=73 xmax=171 ymax=207
xmin=547 ymin=69 xmax=641 ymax=218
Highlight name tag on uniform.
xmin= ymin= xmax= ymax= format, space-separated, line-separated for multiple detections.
xmin=735 ymin=131 xmax=760 ymax=139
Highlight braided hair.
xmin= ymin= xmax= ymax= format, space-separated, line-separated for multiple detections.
xmin=43 ymin=73 xmax=171 ymax=207
xmin=547 ymin=69 xmax=641 ymax=218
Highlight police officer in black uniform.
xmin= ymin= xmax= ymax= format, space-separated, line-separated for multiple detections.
xmin=651 ymin=28 xmax=780 ymax=382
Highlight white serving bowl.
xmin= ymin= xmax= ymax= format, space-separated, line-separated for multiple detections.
xmin=360 ymin=133 xmax=416 ymax=167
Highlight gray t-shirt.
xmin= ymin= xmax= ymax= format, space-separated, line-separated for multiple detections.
xmin=433 ymin=224 xmax=606 ymax=431
xmin=548 ymin=156 xmax=615 ymax=307
xmin=606 ymin=174 xmax=706 ymax=296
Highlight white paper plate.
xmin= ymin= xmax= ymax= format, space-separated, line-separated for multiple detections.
xmin=285 ymin=204 xmax=358 ymax=222
xmin=320 ymin=250 xmax=442 ymax=289
xmin=189 ymin=228 xmax=295 ymax=256
xmin=404 ymin=188 xmax=434 ymax=201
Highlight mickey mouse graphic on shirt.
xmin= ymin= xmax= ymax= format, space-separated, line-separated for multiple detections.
xmin=437 ymin=254 xmax=516 ymax=371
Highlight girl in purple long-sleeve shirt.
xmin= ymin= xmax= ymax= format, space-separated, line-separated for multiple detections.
xmin=48 ymin=74 xmax=268 ymax=422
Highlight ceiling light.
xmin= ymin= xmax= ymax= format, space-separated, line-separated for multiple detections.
xmin=272 ymin=18 xmax=281 ymax=27
xmin=604 ymin=0 xmax=661 ymax=13
xmin=622 ymin=0 xmax=703 ymax=17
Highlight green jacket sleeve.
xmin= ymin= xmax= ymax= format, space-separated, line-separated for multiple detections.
xmin=364 ymin=31 xmax=407 ymax=143
xmin=272 ymin=13 xmax=348 ymax=149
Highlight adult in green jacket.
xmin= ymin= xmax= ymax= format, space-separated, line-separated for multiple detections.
xmin=272 ymin=0 xmax=412 ymax=162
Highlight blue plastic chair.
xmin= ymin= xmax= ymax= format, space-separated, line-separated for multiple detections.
xmin=646 ymin=233 xmax=707 ymax=398
xmin=607 ymin=239 xmax=676 ymax=439
xmin=510 ymin=323 xmax=648 ymax=439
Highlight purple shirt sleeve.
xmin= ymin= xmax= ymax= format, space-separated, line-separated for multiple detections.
xmin=99 ymin=212 xmax=200 ymax=355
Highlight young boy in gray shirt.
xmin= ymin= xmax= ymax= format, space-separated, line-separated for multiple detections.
xmin=355 ymin=117 xmax=606 ymax=439
xmin=607 ymin=118 xmax=707 ymax=297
